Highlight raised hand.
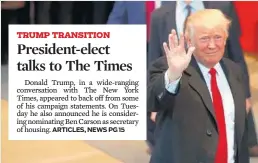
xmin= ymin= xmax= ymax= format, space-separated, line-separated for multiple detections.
xmin=163 ymin=29 xmax=195 ymax=82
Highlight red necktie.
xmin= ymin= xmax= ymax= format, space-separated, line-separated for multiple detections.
xmin=146 ymin=1 xmax=155 ymax=41
xmin=209 ymin=68 xmax=228 ymax=163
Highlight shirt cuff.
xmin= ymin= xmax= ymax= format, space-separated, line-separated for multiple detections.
xmin=164 ymin=70 xmax=181 ymax=94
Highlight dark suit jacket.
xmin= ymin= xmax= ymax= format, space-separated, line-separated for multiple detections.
xmin=107 ymin=1 xmax=172 ymax=24
xmin=107 ymin=1 xmax=146 ymax=24
xmin=148 ymin=56 xmax=249 ymax=163
xmin=148 ymin=1 xmax=251 ymax=98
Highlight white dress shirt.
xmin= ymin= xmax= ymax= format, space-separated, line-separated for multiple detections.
xmin=165 ymin=62 xmax=235 ymax=163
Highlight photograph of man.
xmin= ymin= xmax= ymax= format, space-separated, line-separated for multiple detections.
xmin=148 ymin=9 xmax=249 ymax=163
xmin=147 ymin=1 xmax=258 ymax=157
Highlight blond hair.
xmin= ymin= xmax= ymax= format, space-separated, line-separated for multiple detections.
xmin=184 ymin=9 xmax=231 ymax=39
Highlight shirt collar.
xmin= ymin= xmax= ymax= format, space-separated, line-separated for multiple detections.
xmin=197 ymin=61 xmax=222 ymax=76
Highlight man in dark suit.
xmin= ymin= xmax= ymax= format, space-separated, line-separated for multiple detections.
xmin=148 ymin=1 xmax=250 ymax=99
xmin=148 ymin=9 xmax=249 ymax=163
xmin=148 ymin=1 xmax=257 ymax=155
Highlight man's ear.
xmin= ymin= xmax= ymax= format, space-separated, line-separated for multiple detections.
xmin=184 ymin=34 xmax=192 ymax=49
xmin=187 ymin=39 xmax=192 ymax=47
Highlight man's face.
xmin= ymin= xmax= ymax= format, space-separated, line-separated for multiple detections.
xmin=190 ymin=26 xmax=226 ymax=67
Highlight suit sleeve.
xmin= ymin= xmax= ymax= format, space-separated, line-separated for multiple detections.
xmin=107 ymin=2 xmax=127 ymax=24
xmin=239 ymin=114 xmax=250 ymax=163
xmin=147 ymin=10 xmax=163 ymax=69
xmin=227 ymin=3 xmax=251 ymax=98
xmin=147 ymin=57 xmax=177 ymax=112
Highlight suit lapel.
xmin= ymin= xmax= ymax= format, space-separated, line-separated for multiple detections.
xmin=220 ymin=59 xmax=245 ymax=151
xmin=186 ymin=58 xmax=245 ymax=157
xmin=186 ymin=58 xmax=245 ymax=145
xmin=185 ymin=58 xmax=217 ymax=126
